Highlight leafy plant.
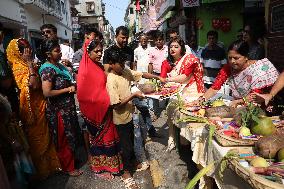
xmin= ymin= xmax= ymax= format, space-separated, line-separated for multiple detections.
xmin=150 ymin=78 xmax=161 ymax=92
xmin=218 ymin=150 xmax=239 ymax=181
xmin=240 ymin=99 xmax=262 ymax=128
xmin=177 ymin=115 xmax=216 ymax=146
xmin=165 ymin=93 xmax=186 ymax=114
xmin=200 ymin=96 xmax=224 ymax=107
xmin=185 ymin=150 xmax=238 ymax=189
xmin=185 ymin=162 xmax=215 ymax=189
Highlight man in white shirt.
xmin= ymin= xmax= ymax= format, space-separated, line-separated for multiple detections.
xmin=133 ymin=33 xmax=160 ymax=138
xmin=134 ymin=34 xmax=151 ymax=81
xmin=60 ymin=39 xmax=74 ymax=67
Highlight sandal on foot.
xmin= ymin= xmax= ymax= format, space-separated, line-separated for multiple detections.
xmin=68 ymin=170 xmax=83 ymax=177
xmin=136 ymin=162 xmax=149 ymax=172
xmin=122 ymin=177 xmax=139 ymax=189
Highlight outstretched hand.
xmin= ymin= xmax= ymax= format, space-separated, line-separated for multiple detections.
xmin=252 ymin=92 xmax=273 ymax=106
xmin=133 ymin=91 xmax=145 ymax=99
xmin=158 ymin=77 xmax=166 ymax=83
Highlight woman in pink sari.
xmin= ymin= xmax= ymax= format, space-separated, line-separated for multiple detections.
xmin=77 ymin=39 xmax=123 ymax=179
xmin=160 ymin=37 xmax=205 ymax=151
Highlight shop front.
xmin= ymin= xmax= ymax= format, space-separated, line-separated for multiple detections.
xmin=196 ymin=0 xmax=243 ymax=49
xmin=266 ymin=0 xmax=284 ymax=72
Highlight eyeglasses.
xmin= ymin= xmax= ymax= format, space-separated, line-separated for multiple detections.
xmin=41 ymin=30 xmax=52 ymax=35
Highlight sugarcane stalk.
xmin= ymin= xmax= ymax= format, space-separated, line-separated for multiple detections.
xmin=185 ymin=161 xmax=215 ymax=189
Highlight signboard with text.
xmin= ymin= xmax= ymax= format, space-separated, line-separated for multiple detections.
xmin=72 ymin=16 xmax=80 ymax=33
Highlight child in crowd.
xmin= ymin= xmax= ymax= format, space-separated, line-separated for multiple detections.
xmin=106 ymin=50 xmax=163 ymax=189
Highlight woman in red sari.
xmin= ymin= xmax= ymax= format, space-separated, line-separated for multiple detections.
xmin=160 ymin=37 xmax=205 ymax=152
xmin=77 ymin=39 xmax=123 ymax=179
xmin=160 ymin=37 xmax=205 ymax=94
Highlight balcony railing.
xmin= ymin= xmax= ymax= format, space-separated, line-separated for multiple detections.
xmin=23 ymin=0 xmax=50 ymax=12
xmin=22 ymin=0 xmax=62 ymax=20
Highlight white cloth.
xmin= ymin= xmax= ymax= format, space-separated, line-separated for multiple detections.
xmin=60 ymin=44 xmax=74 ymax=62
xmin=134 ymin=45 xmax=151 ymax=83
xmin=134 ymin=45 xmax=151 ymax=72
xmin=167 ymin=83 xmax=201 ymax=150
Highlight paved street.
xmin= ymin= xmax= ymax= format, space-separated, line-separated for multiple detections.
xmin=31 ymin=101 xmax=154 ymax=189
xmin=145 ymin=111 xmax=199 ymax=189
xmin=32 ymin=164 xmax=153 ymax=189
xmin=31 ymin=106 xmax=198 ymax=189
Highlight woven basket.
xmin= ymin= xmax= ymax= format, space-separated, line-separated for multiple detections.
xmin=214 ymin=130 xmax=255 ymax=147
xmin=228 ymin=159 xmax=284 ymax=189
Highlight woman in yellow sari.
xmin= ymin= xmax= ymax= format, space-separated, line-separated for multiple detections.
xmin=6 ymin=38 xmax=61 ymax=179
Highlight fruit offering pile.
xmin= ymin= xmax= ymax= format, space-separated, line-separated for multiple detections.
xmin=236 ymin=146 xmax=284 ymax=184
xmin=141 ymin=81 xmax=183 ymax=98
xmin=154 ymin=82 xmax=181 ymax=97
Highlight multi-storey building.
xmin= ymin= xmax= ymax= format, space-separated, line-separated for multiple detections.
xmin=0 ymin=0 xmax=78 ymax=49
xmin=124 ymin=0 xmax=144 ymax=41
xmin=75 ymin=0 xmax=114 ymax=47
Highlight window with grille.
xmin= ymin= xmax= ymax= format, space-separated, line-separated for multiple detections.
xmin=86 ymin=2 xmax=95 ymax=12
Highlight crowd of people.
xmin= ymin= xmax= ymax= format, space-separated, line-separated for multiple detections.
xmin=0 ymin=20 xmax=284 ymax=189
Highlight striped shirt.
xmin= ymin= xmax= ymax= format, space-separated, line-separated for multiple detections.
xmin=201 ymin=45 xmax=226 ymax=85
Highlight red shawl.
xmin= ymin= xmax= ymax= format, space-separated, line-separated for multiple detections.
xmin=77 ymin=40 xmax=110 ymax=124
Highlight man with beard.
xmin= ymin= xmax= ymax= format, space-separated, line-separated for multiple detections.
xmin=103 ymin=26 xmax=134 ymax=73
xmin=39 ymin=24 xmax=74 ymax=69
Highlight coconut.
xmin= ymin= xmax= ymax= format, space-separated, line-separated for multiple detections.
xmin=251 ymin=116 xmax=276 ymax=136
xmin=205 ymin=106 xmax=234 ymax=118
xmin=138 ymin=83 xmax=156 ymax=94
xmin=250 ymin=157 xmax=269 ymax=168
xmin=255 ymin=134 xmax=284 ymax=158
xmin=277 ymin=148 xmax=284 ymax=162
